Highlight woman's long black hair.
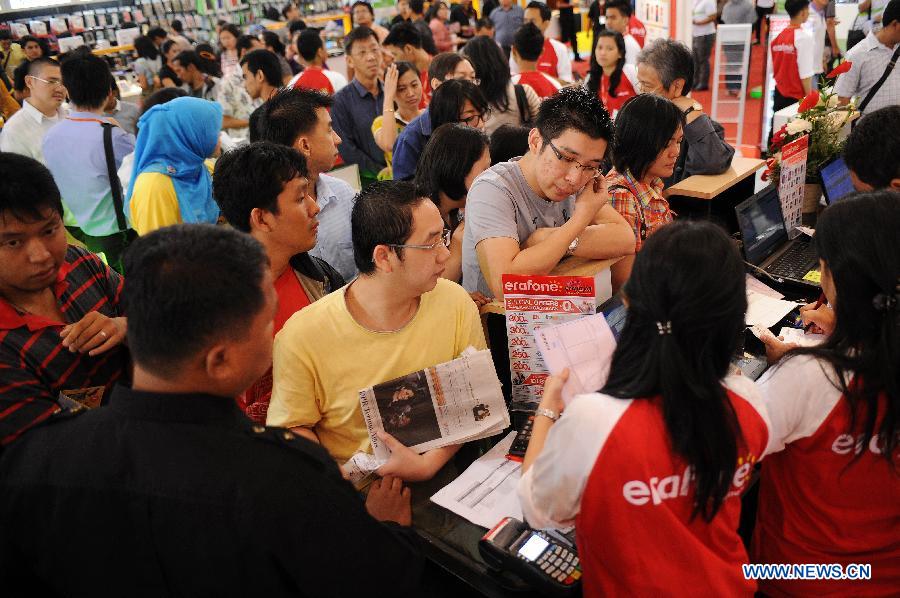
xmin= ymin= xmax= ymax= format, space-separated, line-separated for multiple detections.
xmin=601 ymin=220 xmax=748 ymax=522
xmin=462 ymin=34 xmax=512 ymax=111
xmin=781 ymin=191 xmax=900 ymax=467
xmin=587 ymin=30 xmax=626 ymax=99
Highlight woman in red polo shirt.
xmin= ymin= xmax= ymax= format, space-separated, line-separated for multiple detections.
xmin=755 ymin=191 xmax=900 ymax=597
xmin=585 ymin=30 xmax=637 ymax=118
xmin=518 ymin=220 xmax=770 ymax=597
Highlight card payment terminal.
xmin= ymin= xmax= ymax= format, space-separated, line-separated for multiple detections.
xmin=479 ymin=517 xmax=581 ymax=595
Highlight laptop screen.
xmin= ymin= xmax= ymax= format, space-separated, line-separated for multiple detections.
xmin=736 ymin=186 xmax=788 ymax=266
xmin=820 ymin=157 xmax=855 ymax=204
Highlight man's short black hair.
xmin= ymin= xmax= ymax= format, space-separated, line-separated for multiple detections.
xmin=785 ymin=0 xmax=810 ymax=17
xmin=475 ymin=18 xmax=493 ymax=30
xmin=525 ymin=1 xmax=552 ymax=22
xmin=344 ymin=25 xmax=379 ymax=55
xmin=289 ymin=19 xmax=308 ymax=35
xmin=236 ymin=34 xmax=258 ymax=55
xmin=0 ymin=153 xmax=63 ymax=222
xmin=26 ymin=57 xmax=58 ymax=78
xmin=282 ymin=2 xmax=296 ymax=19
xmin=297 ymin=29 xmax=324 ymax=61
xmin=122 ymin=224 xmax=269 ymax=376
xmin=884 ymin=0 xmax=899 ymax=26
xmin=172 ymin=19 xmax=185 ymax=33
xmin=383 ymin=22 xmax=423 ymax=50
xmin=147 ymin=27 xmax=167 ymax=41
xmin=535 ymin=85 xmax=614 ymax=146
xmin=240 ymin=49 xmax=283 ymax=87
xmin=606 ymin=0 xmax=633 ymax=17
xmin=844 ymin=105 xmax=900 ymax=189
xmin=60 ymin=52 xmax=113 ymax=110
xmin=612 ymin=94 xmax=685 ymax=180
xmin=251 ymin=87 xmax=333 ymax=144
xmin=0 ymin=30 xmax=11 ymax=41
xmin=490 ymin=124 xmax=531 ymax=164
xmin=213 ymin=142 xmax=309 ymax=233
xmin=410 ymin=0 xmax=425 ymax=15
xmin=351 ymin=181 xmax=426 ymax=275
xmin=514 ymin=22 xmax=544 ymax=62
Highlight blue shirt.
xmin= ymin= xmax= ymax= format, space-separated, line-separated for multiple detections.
xmin=309 ymin=173 xmax=358 ymax=282
xmin=331 ymin=79 xmax=386 ymax=176
xmin=489 ymin=5 xmax=525 ymax=48
xmin=391 ymin=109 xmax=432 ymax=182
xmin=42 ymin=112 xmax=135 ymax=237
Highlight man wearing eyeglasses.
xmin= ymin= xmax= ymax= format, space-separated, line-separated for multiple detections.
xmin=268 ymin=180 xmax=486 ymax=482
xmin=461 ymin=86 xmax=636 ymax=300
xmin=0 ymin=58 xmax=67 ymax=164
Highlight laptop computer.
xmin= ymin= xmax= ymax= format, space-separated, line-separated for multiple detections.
xmin=819 ymin=156 xmax=856 ymax=205
xmin=735 ymin=185 xmax=820 ymax=289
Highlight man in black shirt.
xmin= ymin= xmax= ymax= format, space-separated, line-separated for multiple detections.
xmin=0 ymin=224 xmax=422 ymax=597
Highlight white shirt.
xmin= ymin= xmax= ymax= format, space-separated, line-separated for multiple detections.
xmin=0 ymin=99 xmax=67 ymax=163
xmin=624 ymin=33 xmax=642 ymax=66
xmin=693 ymin=0 xmax=719 ymax=36
xmin=509 ymin=37 xmax=574 ymax=82
xmin=834 ymin=32 xmax=900 ymax=113
xmin=804 ymin=4 xmax=827 ymax=74
xmin=756 ymin=0 xmax=775 ymax=8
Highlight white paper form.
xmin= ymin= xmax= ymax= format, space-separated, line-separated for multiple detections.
xmin=778 ymin=327 xmax=826 ymax=347
xmin=534 ymin=314 xmax=616 ymax=406
xmin=746 ymin=290 xmax=799 ymax=328
xmin=430 ymin=432 xmax=523 ymax=528
xmin=745 ymin=274 xmax=784 ymax=299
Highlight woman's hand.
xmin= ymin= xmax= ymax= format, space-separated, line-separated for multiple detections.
xmin=760 ymin=334 xmax=799 ymax=365
xmin=539 ymin=368 xmax=569 ymax=415
xmin=382 ymin=63 xmax=399 ymax=112
xmin=799 ymin=302 xmax=835 ymax=336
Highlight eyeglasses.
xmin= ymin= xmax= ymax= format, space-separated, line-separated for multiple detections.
xmin=451 ymin=74 xmax=481 ymax=85
xmin=546 ymin=139 xmax=602 ymax=175
xmin=387 ymin=229 xmax=452 ymax=251
xmin=460 ymin=109 xmax=489 ymax=126
xmin=28 ymin=76 xmax=64 ymax=88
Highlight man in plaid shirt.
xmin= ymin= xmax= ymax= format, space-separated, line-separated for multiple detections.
xmin=0 ymin=153 xmax=129 ymax=447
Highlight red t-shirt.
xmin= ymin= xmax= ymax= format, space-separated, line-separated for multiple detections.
xmin=598 ymin=69 xmax=637 ymax=116
xmin=293 ymin=67 xmax=334 ymax=94
xmin=419 ymin=69 xmax=432 ymax=109
xmin=629 ymin=15 xmax=647 ymax=47
xmin=771 ymin=26 xmax=805 ymax=100
xmin=237 ymin=267 xmax=311 ymax=424
xmin=513 ymin=71 xmax=560 ymax=98
xmin=536 ymin=38 xmax=559 ymax=78
xmin=753 ymin=356 xmax=900 ymax=596
xmin=519 ymin=376 xmax=770 ymax=597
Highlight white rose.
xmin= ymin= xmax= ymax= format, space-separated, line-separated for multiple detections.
xmin=786 ymin=118 xmax=813 ymax=135
xmin=827 ymin=95 xmax=840 ymax=108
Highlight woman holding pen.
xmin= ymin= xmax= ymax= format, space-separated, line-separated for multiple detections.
xmin=753 ymin=191 xmax=900 ymax=597
xmin=518 ymin=220 xmax=771 ymax=596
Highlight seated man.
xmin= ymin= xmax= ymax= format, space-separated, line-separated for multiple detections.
xmin=636 ymin=38 xmax=735 ymax=185
xmin=0 ymin=153 xmax=128 ymax=446
xmin=252 ymin=88 xmax=359 ymax=281
xmin=268 ymin=181 xmax=487 ymax=481
xmin=461 ymin=86 xmax=636 ymax=299
xmin=213 ymin=141 xmax=344 ymax=423
xmin=0 ymin=224 xmax=422 ymax=594
xmin=843 ymin=105 xmax=900 ymax=191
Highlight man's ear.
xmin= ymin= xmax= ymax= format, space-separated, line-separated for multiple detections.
xmin=669 ymin=78 xmax=686 ymax=98
xmin=249 ymin=207 xmax=274 ymax=233
xmin=294 ymin=135 xmax=312 ymax=158
xmin=527 ymin=127 xmax=544 ymax=155
xmin=403 ymin=43 xmax=416 ymax=58
xmin=203 ymin=342 xmax=232 ymax=383
xmin=371 ymin=244 xmax=395 ymax=273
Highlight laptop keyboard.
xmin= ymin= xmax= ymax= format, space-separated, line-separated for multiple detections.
xmin=768 ymin=241 xmax=818 ymax=280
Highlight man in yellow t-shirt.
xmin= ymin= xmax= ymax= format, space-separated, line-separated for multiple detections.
xmin=267 ymin=180 xmax=487 ymax=481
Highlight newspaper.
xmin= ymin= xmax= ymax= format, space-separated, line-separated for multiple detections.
xmin=359 ymin=348 xmax=510 ymax=463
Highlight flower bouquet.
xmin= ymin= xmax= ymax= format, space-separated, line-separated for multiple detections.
xmin=763 ymin=61 xmax=857 ymax=185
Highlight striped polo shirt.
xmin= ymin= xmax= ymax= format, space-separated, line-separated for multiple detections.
xmin=0 ymin=245 xmax=129 ymax=446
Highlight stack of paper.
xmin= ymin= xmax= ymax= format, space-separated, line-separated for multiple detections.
xmin=746 ymin=290 xmax=799 ymax=328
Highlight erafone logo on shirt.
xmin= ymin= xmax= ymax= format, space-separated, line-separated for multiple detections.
xmin=622 ymin=454 xmax=758 ymax=506
xmin=771 ymin=43 xmax=796 ymax=54
xmin=831 ymin=432 xmax=892 ymax=456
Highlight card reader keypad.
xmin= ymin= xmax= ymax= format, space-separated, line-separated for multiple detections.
xmin=529 ymin=533 xmax=582 ymax=585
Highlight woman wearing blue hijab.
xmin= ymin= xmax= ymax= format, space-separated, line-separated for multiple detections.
xmin=126 ymin=96 xmax=223 ymax=235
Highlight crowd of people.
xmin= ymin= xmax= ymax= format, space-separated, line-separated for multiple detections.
xmin=0 ymin=0 xmax=898 ymax=595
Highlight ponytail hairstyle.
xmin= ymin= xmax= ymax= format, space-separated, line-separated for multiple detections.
xmin=781 ymin=191 xmax=900 ymax=468
xmin=587 ymin=30 xmax=626 ymax=99
xmin=601 ymin=220 xmax=747 ymax=522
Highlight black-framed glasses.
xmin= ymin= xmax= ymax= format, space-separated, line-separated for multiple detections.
xmin=546 ymin=139 xmax=602 ymax=175
xmin=387 ymin=229 xmax=452 ymax=251
xmin=460 ymin=109 xmax=489 ymax=126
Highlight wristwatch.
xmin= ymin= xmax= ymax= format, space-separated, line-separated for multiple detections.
xmin=683 ymin=101 xmax=702 ymax=116
xmin=566 ymin=236 xmax=580 ymax=256
xmin=536 ymin=407 xmax=559 ymax=422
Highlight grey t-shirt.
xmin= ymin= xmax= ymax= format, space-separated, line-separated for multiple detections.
xmin=461 ymin=159 xmax=574 ymax=296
